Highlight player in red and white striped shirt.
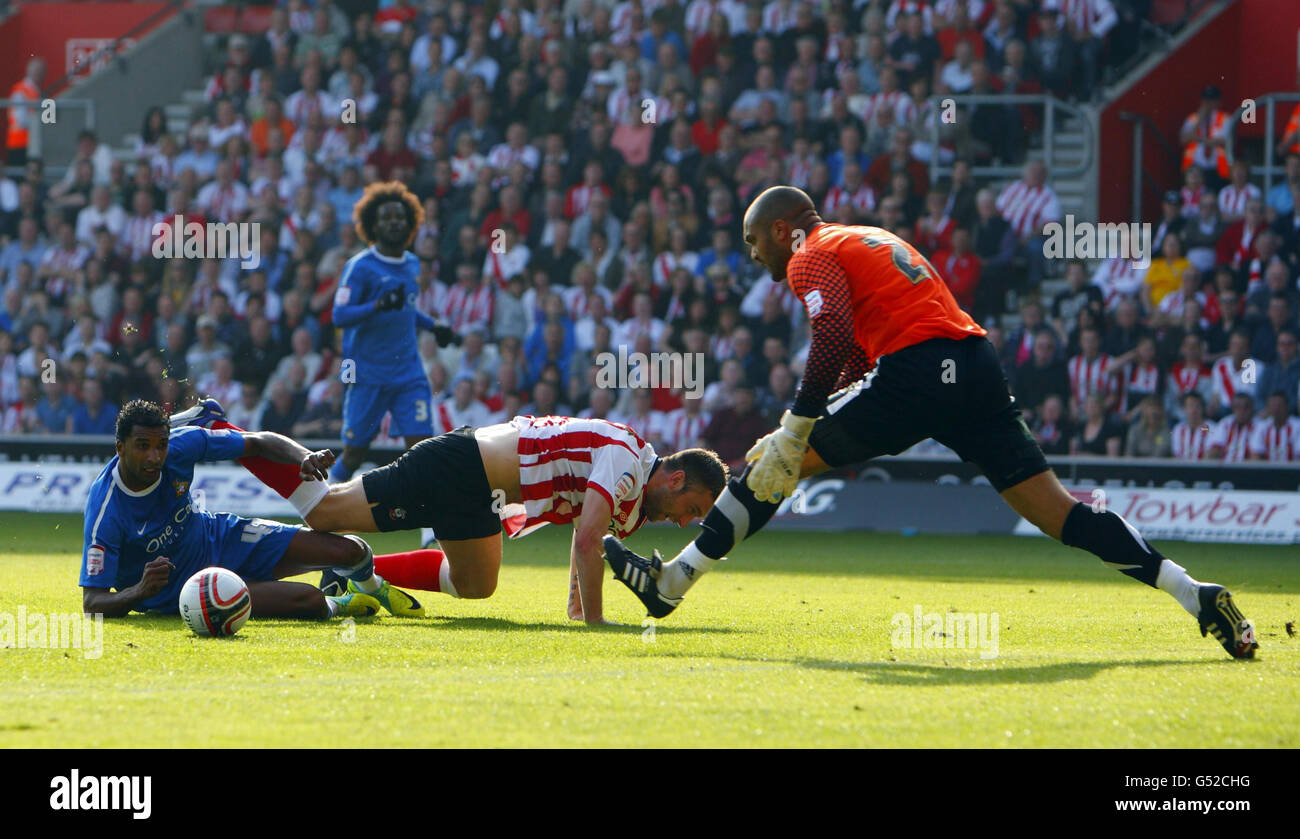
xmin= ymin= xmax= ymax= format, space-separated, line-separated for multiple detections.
xmin=302 ymin=415 xmax=727 ymax=624
xmin=1251 ymin=392 xmax=1300 ymax=461
xmin=1209 ymin=392 xmax=1261 ymax=462
xmin=1171 ymin=392 xmax=1214 ymax=460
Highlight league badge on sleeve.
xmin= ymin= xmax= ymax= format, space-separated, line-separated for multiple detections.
xmin=86 ymin=545 xmax=105 ymax=576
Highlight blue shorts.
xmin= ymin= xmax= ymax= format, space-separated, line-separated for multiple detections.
xmin=342 ymin=379 xmax=434 ymax=446
xmin=142 ymin=513 xmax=302 ymax=614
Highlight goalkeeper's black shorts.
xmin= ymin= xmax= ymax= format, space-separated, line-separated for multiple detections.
xmin=807 ymin=335 xmax=1049 ymax=493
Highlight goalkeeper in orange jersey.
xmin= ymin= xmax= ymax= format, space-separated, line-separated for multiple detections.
xmin=604 ymin=186 xmax=1258 ymax=660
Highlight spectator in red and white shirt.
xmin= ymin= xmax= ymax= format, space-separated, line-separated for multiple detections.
xmin=1066 ymin=325 xmax=1116 ymax=419
xmin=486 ymin=122 xmax=541 ymax=182
xmin=482 ymin=223 xmax=531 ymax=289
xmin=441 ymin=262 xmax=495 ymax=335
xmin=284 ymin=65 xmax=338 ymax=127
xmin=120 ymin=190 xmax=166 ymax=262
xmin=912 ymin=189 xmax=957 ymax=256
xmin=1209 ymin=392 xmax=1262 ymax=462
xmin=1171 ymin=392 xmax=1214 ymax=460
xmin=1179 ymin=165 xmax=1205 ymax=218
xmin=1252 ymin=391 xmax=1300 ymax=461
xmin=996 ymin=160 xmax=1060 ymax=287
xmin=1217 ymin=160 xmax=1262 ymax=224
xmin=1215 ymin=197 xmax=1266 ymax=270
xmin=196 ymin=159 xmax=250 ymax=223
xmin=1166 ymin=332 xmax=1213 ymax=421
xmin=822 ymin=161 xmax=877 ymax=224
xmin=931 ymin=226 xmax=981 ymax=312
xmin=1209 ymin=329 xmax=1261 ymax=417
xmin=434 ymin=375 xmax=493 ymax=434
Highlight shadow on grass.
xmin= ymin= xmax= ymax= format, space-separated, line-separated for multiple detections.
xmin=639 ymin=651 xmax=1227 ymax=687
xmin=424 ymin=615 xmax=749 ymax=635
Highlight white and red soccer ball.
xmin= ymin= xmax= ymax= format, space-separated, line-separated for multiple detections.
xmin=179 ymin=567 xmax=251 ymax=637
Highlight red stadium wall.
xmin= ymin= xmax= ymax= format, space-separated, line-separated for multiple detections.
xmin=1098 ymin=0 xmax=1300 ymax=224
xmin=0 ymin=2 xmax=173 ymax=94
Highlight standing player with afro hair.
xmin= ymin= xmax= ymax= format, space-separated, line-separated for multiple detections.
xmin=330 ymin=182 xmax=459 ymax=548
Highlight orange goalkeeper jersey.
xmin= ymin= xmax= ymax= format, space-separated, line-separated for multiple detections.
xmin=786 ymin=223 xmax=986 ymax=417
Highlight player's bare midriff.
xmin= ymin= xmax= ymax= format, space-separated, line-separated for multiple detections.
xmin=474 ymin=422 xmax=523 ymax=503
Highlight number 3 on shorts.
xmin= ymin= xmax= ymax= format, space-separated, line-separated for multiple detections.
xmin=415 ymin=400 xmax=428 ymax=422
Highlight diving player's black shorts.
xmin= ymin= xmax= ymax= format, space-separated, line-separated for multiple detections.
xmin=807 ymin=335 xmax=1050 ymax=493
xmin=361 ymin=427 xmax=503 ymax=540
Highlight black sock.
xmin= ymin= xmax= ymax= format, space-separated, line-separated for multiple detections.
xmin=1060 ymin=502 xmax=1165 ymax=588
xmin=693 ymin=466 xmax=782 ymax=560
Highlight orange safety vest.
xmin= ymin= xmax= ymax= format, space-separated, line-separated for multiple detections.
xmin=1284 ymin=103 xmax=1300 ymax=155
xmin=1181 ymin=109 xmax=1231 ymax=179
xmin=5 ymin=78 xmax=39 ymax=151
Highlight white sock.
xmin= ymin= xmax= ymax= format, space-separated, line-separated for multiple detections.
xmin=438 ymin=561 xmax=459 ymax=598
xmin=420 ymin=527 xmax=437 ymax=547
xmin=353 ymin=572 xmax=381 ymax=594
xmin=1156 ymin=559 xmax=1200 ymax=617
xmin=659 ymin=543 xmax=722 ymax=598
xmin=326 ymin=597 xmax=341 ymax=617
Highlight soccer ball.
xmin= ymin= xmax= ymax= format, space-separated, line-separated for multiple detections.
xmin=179 ymin=567 xmax=252 ymax=637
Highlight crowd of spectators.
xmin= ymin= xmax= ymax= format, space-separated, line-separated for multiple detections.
xmin=2 ymin=0 xmax=1297 ymax=468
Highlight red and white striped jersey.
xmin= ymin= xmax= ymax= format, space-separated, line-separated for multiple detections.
xmin=1171 ymin=420 xmax=1214 ymax=460
xmin=823 ymin=183 xmax=878 ymax=218
xmin=762 ymin=0 xmax=800 ymax=34
xmin=1067 ymin=353 xmax=1115 ymax=406
xmin=121 ymin=211 xmax=166 ymax=261
xmin=1118 ymin=362 xmax=1161 ymax=414
xmin=1168 ymin=362 xmax=1211 ymax=401
xmin=1056 ymin=0 xmax=1118 ymax=38
xmin=1179 ymin=184 xmax=1203 ymax=218
xmin=1210 ymin=356 xmax=1259 ymax=409
xmin=1091 ymin=257 xmax=1146 ymax=309
xmin=1217 ymin=183 xmax=1261 ymax=218
xmin=653 ymin=251 xmax=698 ymax=287
xmin=441 ymin=283 xmax=494 ymax=334
xmin=563 ymin=284 xmax=613 ymax=321
xmin=995 ymin=180 xmax=1062 ymax=239
xmin=565 ymin=183 xmax=610 ymax=220
xmin=39 ymin=243 xmax=90 ymax=277
xmin=196 ymin=181 xmax=250 ymax=223
xmin=1251 ymin=417 xmax=1300 ymax=462
xmin=511 ymin=415 xmax=660 ymax=539
xmin=1211 ymin=416 xmax=1259 ymax=463
xmin=864 ymin=90 xmax=916 ymax=127
xmin=659 ymin=407 xmax=710 ymax=451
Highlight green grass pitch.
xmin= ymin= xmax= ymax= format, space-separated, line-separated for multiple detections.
xmin=1 ymin=512 xmax=1296 ymax=748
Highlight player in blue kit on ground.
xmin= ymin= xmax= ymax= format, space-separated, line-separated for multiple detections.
xmin=330 ymin=181 xmax=458 ymax=547
xmin=79 ymin=400 xmax=423 ymax=620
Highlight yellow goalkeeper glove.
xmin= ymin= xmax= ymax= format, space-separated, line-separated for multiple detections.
xmin=745 ymin=410 xmax=816 ymax=503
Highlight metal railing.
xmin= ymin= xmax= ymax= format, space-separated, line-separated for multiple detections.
xmin=1118 ymin=111 xmax=1181 ymax=222
xmin=1223 ymin=92 xmax=1300 ymax=196
xmin=927 ymin=93 xmax=1095 ymax=186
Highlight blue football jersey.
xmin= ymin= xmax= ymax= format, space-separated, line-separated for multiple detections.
xmin=331 ymin=246 xmax=433 ymax=387
xmin=80 ymin=426 xmax=248 ymax=608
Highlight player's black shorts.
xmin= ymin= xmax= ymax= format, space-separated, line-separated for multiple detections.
xmin=361 ymin=427 xmax=503 ymax=540
xmin=807 ymin=335 xmax=1049 ymax=493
